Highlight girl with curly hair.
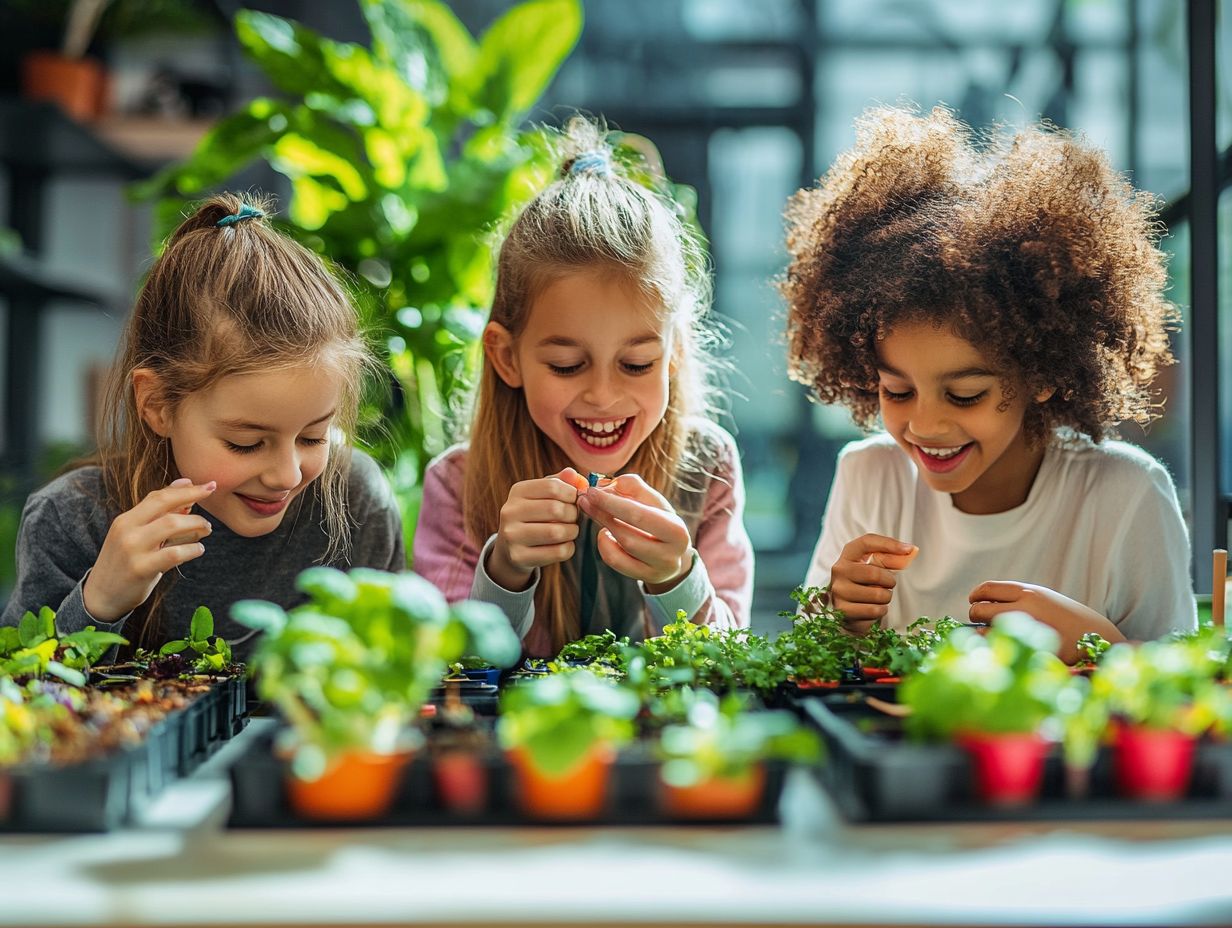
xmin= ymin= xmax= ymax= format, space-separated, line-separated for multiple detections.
xmin=782 ymin=105 xmax=1195 ymax=662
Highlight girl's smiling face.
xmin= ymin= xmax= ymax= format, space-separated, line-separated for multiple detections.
xmin=140 ymin=365 xmax=343 ymax=536
xmin=876 ymin=320 xmax=1050 ymax=514
xmin=485 ymin=268 xmax=672 ymax=475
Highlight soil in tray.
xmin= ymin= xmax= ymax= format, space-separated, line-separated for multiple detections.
xmin=798 ymin=695 xmax=1232 ymax=822
xmin=1 ymin=674 xmax=249 ymax=832
xmin=227 ymin=725 xmax=788 ymax=828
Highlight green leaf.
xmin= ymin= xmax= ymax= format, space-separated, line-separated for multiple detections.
xmin=450 ymin=601 xmax=520 ymax=668
xmin=44 ymin=661 xmax=86 ymax=687
xmin=231 ymin=600 xmax=289 ymax=635
xmin=468 ymin=0 xmax=582 ymax=124
xmin=17 ymin=611 xmax=42 ymax=648
xmin=38 ymin=606 xmax=56 ymax=640
xmin=0 ymin=626 xmax=22 ymax=656
xmin=159 ymin=639 xmax=189 ymax=656
xmin=235 ymin=11 xmax=358 ymax=101
xmin=190 ymin=606 xmax=214 ymax=643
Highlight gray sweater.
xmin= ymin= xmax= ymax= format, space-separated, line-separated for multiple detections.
xmin=1 ymin=450 xmax=405 ymax=661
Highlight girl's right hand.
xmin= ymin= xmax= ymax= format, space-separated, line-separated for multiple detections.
xmin=487 ymin=468 xmax=589 ymax=592
xmin=829 ymin=534 xmax=918 ymax=633
xmin=83 ymin=478 xmax=216 ymax=622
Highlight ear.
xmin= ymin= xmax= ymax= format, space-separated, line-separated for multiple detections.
xmin=483 ymin=321 xmax=523 ymax=389
xmin=132 ymin=368 xmax=173 ymax=437
xmin=1034 ymin=386 xmax=1056 ymax=404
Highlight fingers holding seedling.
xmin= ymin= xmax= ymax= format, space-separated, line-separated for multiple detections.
xmin=829 ymin=533 xmax=918 ymax=624
xmin=579 ymin=472 xmax=693 ymax=591
xmin=489 ymin=469 xmax=588 ymax=590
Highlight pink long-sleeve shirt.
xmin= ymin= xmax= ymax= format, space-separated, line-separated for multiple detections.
xmin=412 ymin=421 xmax=753 ymax=656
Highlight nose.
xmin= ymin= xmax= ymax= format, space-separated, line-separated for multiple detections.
xmin=580 ymin=367 xmax=620 ymax=410
xmin=262 ymin=446 xmax=303 ymax=491
xmin=907 ymin=395 xmax=951 ymax=440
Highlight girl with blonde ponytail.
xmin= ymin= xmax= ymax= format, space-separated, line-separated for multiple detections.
xmin=414 ymin=119 xmax=753 ymax=657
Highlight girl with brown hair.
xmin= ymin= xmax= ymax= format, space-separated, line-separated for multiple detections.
xmin=413 ymin=118 xmax=753 ymax=657
xmin=2 ymin=194 xmax=404 ymax=658
xmin=782 ymin=105 xmax=1195 ymax=662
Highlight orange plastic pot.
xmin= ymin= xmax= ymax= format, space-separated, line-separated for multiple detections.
xmin=508 ymin=745 xmax=614 ymax=820
xmin=957 ymin=732 xmax=1048 ymax=806
xmin=1115 ymin=724 xmax=1195 ymax=801
xmin=22 ymin=51 xmax=106 ymax=121
xmin=433 ymin=750 xmax=488 ymax=815
xmin=661 ymin=764 xmax=766 ymax=819
xmin=285 ymin=750 xmax=412 ymax=821
xmin=861 ymin=666 xmax=891 ymax=680
xmin=794 ymin=679 xmax=840 ymax=690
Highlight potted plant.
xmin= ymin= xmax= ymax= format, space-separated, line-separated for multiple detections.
xmin=232 ymin=567 xmax=519 ymax=821
xmin=430 ymin=683 xmax=490 ymax=816
xmin=498 ymin=669 xmax=637 ymax=820
xmin=1091 ymin=639 xmax=1220 ymax=801
xmin=656 ymin=688 xmax=821 ymax=819
xmin=901 ymin=613 xmax=1070 ymax=806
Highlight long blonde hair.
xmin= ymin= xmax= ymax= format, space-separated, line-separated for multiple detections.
xmin=97 ymin=192 xmax=373 ymax=648
xmin=464 ymin=118 xmax=717 ymax=653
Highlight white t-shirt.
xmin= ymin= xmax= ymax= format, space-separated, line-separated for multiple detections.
xmin=804 ymin=433 xmax=1196 ymax=640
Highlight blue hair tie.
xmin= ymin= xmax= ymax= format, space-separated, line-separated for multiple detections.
xmin=569 ymin=151 xmax=613 ymax=178
xmin=216 ymin=204 xmax=265 ymax=227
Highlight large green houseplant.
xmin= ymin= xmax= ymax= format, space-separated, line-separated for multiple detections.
xmin=134 ymin=0 xmax=584 ymax=546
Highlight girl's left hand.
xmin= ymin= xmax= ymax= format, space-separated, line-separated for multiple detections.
xmin=577 ymin=475 xmax=694 ymax=593
xmin=968 ymin=581 xmax=1127 ymax=664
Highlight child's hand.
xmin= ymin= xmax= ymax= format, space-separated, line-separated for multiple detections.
xmin=83 ymin=477 xmax=216 ymax=622
xmin=829 ymin=534 xmax=919 ymax=633
xmin=488 ymin=468 xmax=589 ymax=592
xmin=968 ymin=581 xmax=1127 ymax=664
xmin=578 ymin=474 xmax=693 ymax=592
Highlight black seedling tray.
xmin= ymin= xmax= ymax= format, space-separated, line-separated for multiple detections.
xmin=228 ymin=724 xmax=788 ymax=829
xmin=0 ymin=675 xmax=249 ymax=833
xmin=796 ymin=693 xmax=1232 ymax=822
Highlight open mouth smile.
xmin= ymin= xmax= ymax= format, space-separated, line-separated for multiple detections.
xmin=912 ymin=441 xmax=975 ymax=474
xmin=568 ymin=416 xmax=633 ymax=453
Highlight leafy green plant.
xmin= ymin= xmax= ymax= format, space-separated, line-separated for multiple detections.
xmin=134 ymin=0 xmax=585 ymax=548
xmin=619 ymin=614 xmax=786 ymax=697
xmin=232 ymin=566 xmax=519 ymax=778
xmin=1075 ymin=632 xmax=1112 ymax=667
xmin=657 ymin=688 xmax=821 ymax=787
xmin=155 ymin=606 xmax=234 ymax=673
xmin=1090 ymin=638 xmax=1223 ymax=735
xmin=498 ymin=669 xmax=638 ymax=776
xmin=0 ymin=607 xmax=127 ymax=686
xmin=556 ymin=629 xmax=630 ymax=669
xmin=901 ymin=613 xmax=1072 ymax=740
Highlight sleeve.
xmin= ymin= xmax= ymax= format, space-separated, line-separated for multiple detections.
xmin=641 ymin=429 xmax=753 ymax=634
xmin=0 ymin=493 xmax=127 ymax=637
xmin=803 ymin=444 xmax=864 ymax=595
xmin=1103 ymin=462 xmax=1196 ymax=640
xmin=411 ymin=452 xmax=536 ymax=638
xmin=347 ymin=454 xmax=407 ymax=572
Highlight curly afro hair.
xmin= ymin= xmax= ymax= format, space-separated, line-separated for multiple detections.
xmin=782 ymin=104 xmax=1178 ymax=443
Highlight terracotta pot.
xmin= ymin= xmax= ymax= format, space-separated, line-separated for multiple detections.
xmin=1115 ymin=724 xmax=1195 ymax=801
xmin=508 ymin=745 xmax=613 ymax=820
xmin=285 ymin=750 xmax=412 ymax=821
xmin=958 ymin=731 xmax=1048 ymax=806
xmin=661 ymin=764 xmax=766 ymax=819
xmin=433 ymin=750 xmax=488 ymax=815
xmin=21 ymin=51 xmax=106 ymax=121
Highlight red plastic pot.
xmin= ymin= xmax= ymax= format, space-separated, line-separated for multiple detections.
xmin=433 ymin=750 xmax=488 ymax=815
xmin=861 ymin=666 xmax=892 ymax=680
xmin=1115 ymin=724 xmax=1195 ymax=801
xmin=660 ymin=764 xmax=766 ymax=819
xmin=508 ymin=745 xmax=614 ymax=820
xmin=957 ymin=732 xmax=1049 ymax=806
xmin=285 ymin=750 xmax=412 ymax=821
xmin=794 ymin=678 xmax=840 ymax=690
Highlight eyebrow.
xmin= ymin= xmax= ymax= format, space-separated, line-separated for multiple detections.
xmin=217 ymin=410 xmax=336 ymax=432
xmin=877 ymin=363 xmax=998 ymax=380
xmin=535 ymin=335 xmax=662 ymax=349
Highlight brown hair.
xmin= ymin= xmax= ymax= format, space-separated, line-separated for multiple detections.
xmin=463 ymin=117 xmax=717 ymax=653
xmin=97 ymin=192 xmax=373 ymax=647
xmin=782 ymin=104 xmax=1177 ymax=443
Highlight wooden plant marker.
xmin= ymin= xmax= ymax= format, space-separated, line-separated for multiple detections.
xmin=1214 ymin=548 xmax=1227 ymax=628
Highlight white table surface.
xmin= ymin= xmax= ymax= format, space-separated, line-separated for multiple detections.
xmin=2 ymin=720 xmax=1231 ymax=927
